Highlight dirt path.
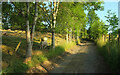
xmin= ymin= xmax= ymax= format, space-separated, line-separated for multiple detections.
xmin=51 ymin=41 xmax=112 ymax=73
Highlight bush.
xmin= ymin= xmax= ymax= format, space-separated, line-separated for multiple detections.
xmin=29 ymin=55 xmax=48 ymax=68
xmin=59 ymin=41 xmax=76 ymax=51
xmin=45 ymin=46 xmax=65 ymax=59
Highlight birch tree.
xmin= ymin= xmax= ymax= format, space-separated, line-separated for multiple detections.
xmin=26 ymin=2 xmax=38 ymax=62
xmin=51 ymin=0 xmax=60 ymax=49
xmin=26 ymin=2 xmax=32 ymax=61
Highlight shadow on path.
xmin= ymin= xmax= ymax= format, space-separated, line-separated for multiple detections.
xmin=51 ymin=41 xmax=112 ymax=73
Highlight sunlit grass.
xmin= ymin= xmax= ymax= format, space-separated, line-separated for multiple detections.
xmin=58 ymin=40 xmax=76 ymax=51
xmin=45 ymin=46 xmax=65 ymax=59
xmin=2 ymin=30 xmax=76 ymax=73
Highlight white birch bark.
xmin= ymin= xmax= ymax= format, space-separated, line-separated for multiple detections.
xmin=26 ymin=2 xmax=32 ymax=59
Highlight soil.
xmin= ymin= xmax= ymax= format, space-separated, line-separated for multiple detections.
xmin=50 ymin=41 xmax=112 ymax=73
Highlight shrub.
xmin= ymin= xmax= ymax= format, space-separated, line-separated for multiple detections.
xmin=45 ymin=46 xmax=65 ymax=59
xmin=30 ymin=55 xmax=48 ymax=67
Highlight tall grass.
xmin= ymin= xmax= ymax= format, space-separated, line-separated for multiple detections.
xmin=2 ymin=40 xmax=75 ymax=73
xmin=2 ymin=30 xmax=76 ymax=73
xmin=96 ymin=37 xmax=120 ymax=72
xmin=27 ymin=40 xmax=76 ymax=71
xmin=58 ymin=40 xmax=76 ymax=51
xmin=30 ymin=41 xmax=76 ymax=67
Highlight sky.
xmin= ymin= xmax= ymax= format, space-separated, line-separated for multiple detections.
xmin=84 ymin=2 xmax=119 ymax=25
xmin=96 ymin=2 xmax=118 ymax=24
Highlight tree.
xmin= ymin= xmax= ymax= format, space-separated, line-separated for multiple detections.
xmin=25 ymin=2 xmax=32 ymax=61
xmin=83 ymin=1 xmax=104 ymax=40
xmin=89 ymin=19 xmax=107 ymax=40
xmin=31 ymin=2 xmax=38 ymax=46
xmin=105 ymin=10 xmax=118 ymax=42
xmin=2 ymin=2 xmax=13 ymax=30
xmin=26 ymin=2 xmax=39 ymax=62
xmin=51 ymin=1 xmax=60 ymax=49
xmin=56 ymin=2 xmax=87 ymax=44
xmin=8 ymin=2 xmax=39 ymax=62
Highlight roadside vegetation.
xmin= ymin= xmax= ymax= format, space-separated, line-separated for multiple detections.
xmin=2 ymin=30 xmax=76 ymax=73
xmin=1 ymin=1 xmax=120 ymax=73
xmin=95 ymin=10 xmax=120 ymax=72
xmin=96 ymin=36 xmax=120 ymax=72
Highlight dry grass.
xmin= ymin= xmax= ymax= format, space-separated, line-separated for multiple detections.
xmin=2 ymin=29 xmax=76 ymax=73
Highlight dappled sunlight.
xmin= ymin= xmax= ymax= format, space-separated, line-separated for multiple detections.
xmin=51 ymin=42 xmax=112 ymax=73
xmin=32 ymin=51 xmax=43 ymax=55
xmin=2 ymin=1 xmax=120 ymax=73
xmin=2 ymin=30 xmax=26 ymax=38
xmin=2 ymin=45 xmax=14 ymax=56
xmin=51 ymin=44 xmax=88 ymax=73
xmin=2 ymin=29 xmax=77 ymax=73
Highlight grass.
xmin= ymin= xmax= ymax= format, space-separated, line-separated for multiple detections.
xmin=28 ymin=41 xmax=75 ymax=70
xmin=2 ymin=30 xmax=76 ymax=73
xmin=96 ymin=37 xmax=120 ymax=72
xmin=45 ymin=46 xmax=65 ymax=59
xmin=58 ymin=40 xmax=76 ymax=51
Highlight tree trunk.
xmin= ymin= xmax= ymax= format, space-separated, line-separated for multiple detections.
xmin=51 ymin=2 xmax=56 ymax=49
xmin=76 ymin=35 xmax=79 ymax=45
xmin=52 ymin=29 xmax=55 ymax=48
xmin=31 ymin=2 xmax=38 ymax=46
xmin=118 ymin=29 xmax=120 ymax=45
xmin=51 ymin=1 xmax=59 ymax=49
xmin=66 ymin=28 xmax=68 ymax=43
xmin=84 ymin=28 xmax=85 ymax=38
xmin=69 ymin=28 xmax=72 ymax=43
xmin=26 ymin=2 xmax=32 ymax=61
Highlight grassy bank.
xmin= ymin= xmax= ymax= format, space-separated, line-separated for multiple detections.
xmin=96 ymin=37 xmax=120 ymax=72
xmin=2 ymin=30 xmax=76 ymax=73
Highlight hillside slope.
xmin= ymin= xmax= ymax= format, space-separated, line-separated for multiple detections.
xmin=2 ymin=30 xmax=76 ymax=73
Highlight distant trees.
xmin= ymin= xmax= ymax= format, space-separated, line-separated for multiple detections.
xmin=87 ymin=9 xmax=107 ymax=40
xmin=56 ymin=2 xmax=87 ymax=44
xmin=84 ymin=2 xmax=106 ymax=40
xmin=105 ymin=10 xmax=118 ymax=42
xmin=88 ymin=19 xmax=107 ymax=40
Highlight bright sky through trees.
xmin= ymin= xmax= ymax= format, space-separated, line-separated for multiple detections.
xmin=85 ymin=2 xmax=118 ymax=25
xmin=96 ymin=2 xmax=118 ymax=24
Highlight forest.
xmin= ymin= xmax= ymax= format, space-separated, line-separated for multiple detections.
xmin=1 ymin=0 xmax=120 ymax=73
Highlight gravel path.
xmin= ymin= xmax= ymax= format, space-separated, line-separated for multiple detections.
xmin=51 ymin=41 xmax=112 ymax=73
